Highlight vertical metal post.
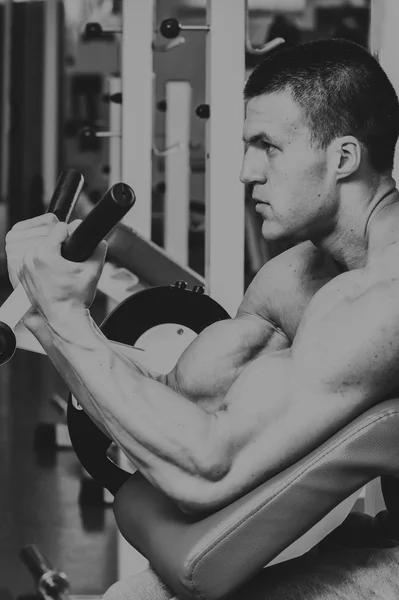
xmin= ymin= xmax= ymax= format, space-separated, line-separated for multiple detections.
xmin=117 ymin=0 xmax=155 ymax=581
xmin=42 ymin=0 xmax=60 ymax=204
xmin=0 ymin=0 xmax=12 ymax=486
xmin=205 ymin=0 xmax=245 ymax=316
xmin=0 ymin=0 xmax=13 ymax=262
xmin=108 ymin=76 xmax=122 ymax=186
xmin=121 ymin=0 xmax=154 ymax=236
xmin=164 ymin=81 xmax=192 ymax=265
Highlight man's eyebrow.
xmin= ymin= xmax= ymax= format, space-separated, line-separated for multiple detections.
xmin=242 ymin=132 xmax=278 ymax=145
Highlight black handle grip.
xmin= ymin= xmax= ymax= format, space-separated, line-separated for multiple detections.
xmin=61 ymin=182 xmax=135 ymax=262
xmin=46 ymin=170 xmax=84 ymax=222
xmin=20 ymin=544 xmax=53 ymax=580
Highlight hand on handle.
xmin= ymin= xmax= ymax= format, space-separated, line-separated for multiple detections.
xmin=0 ymin=182 xmax=135 ymax=365
xmin=0 ymin=170 xmax=84 ymax=364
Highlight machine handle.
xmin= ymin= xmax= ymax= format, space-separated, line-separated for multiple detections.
xmin=46 ymin=169 xmax=84 ymax=221
xmin=61 ymin=182 xmax=135 ymax=262
xmin=0 ymin=180 xmax=134 ymax=365
xmin=0 ymin=170 xmax=84 ymax=329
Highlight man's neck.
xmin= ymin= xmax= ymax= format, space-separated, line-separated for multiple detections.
xmin=312 ymin=175 xmax=399 ymax=271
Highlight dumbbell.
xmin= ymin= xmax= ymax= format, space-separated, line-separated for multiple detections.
xmin=0 ymin=181 xmax=136 ymax=365
xmin=20 ymin=545 xmax=70 ymax=600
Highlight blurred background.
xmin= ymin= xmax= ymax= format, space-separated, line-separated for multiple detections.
xmin=0 ymin=1 xmax=375 ymax=599
xmin=0 ymin=0 xmax=372 ymax=274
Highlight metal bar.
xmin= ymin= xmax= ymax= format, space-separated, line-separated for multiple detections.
xmin=164 ymin=81 xmax=192 ymax=265
xmin=108 ymin=76 xmax=122 ymax=185
xmin=0 ymin=0 xmax=13 ymax=265
xmin=42 ymin=0 xmax=60 ymax=204
xmin=121 ymin=0 xmax=154 ymax=236
xmin=205 ymin=0 xmax=245 ymax=316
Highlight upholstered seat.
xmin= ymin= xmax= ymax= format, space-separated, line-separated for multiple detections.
xmin=113 ymin=397 xmax=399 ymax=600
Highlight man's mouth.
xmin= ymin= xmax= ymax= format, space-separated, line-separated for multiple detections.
xmin=255 ymin=202 xmax=270 ymax=214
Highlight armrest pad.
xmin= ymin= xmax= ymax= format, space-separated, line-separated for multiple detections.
xmin=114 ymin=398 xmax=399 ymax=600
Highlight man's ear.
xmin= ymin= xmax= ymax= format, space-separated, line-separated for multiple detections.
xmin=331 ymin=136 xmax=362 ymax=180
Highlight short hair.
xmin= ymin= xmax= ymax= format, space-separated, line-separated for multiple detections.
xmin=244 ymin=39 xmax=399 ymax=173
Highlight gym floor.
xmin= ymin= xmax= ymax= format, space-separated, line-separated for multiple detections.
xmin=0 ymin=278 xmax=117 ymax=599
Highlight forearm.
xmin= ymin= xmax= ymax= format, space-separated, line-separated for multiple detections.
xmin=26 ymin=311 xmax=223 ymax=504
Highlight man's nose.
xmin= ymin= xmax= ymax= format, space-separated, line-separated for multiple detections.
xmin=239 ymin=149 xmax=267 ymax=185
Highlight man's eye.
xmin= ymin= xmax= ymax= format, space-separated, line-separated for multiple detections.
xmin=261 ymin=141 xmax=275 ymax=153
xmin=243 ymin=140 xmax=276 ymax=154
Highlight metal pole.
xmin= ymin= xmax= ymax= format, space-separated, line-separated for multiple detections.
xmin=42 ymin=0 xmax=60 ymax=204
xmin=164 ymin=81 xmax=192 ymax=264
xmin=205 ymin=0 xmax=245 ymax=316
xmin=108 ymin=76 xmax=122 ymax=186
xmin=121 ymin=0 xmax=154 ymax=236
xmin=0 ymin=0 xmax=13 ymax=263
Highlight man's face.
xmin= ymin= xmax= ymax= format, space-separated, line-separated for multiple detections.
xmin=240 ymin=91 xmax=337 ymax=243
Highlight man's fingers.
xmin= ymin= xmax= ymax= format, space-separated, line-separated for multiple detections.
xmin=88 ymin=240 xmax=108 ymax=265
xmin=38 ymin=221 xmax=69 ymax=252
xmin=6 ymin=236 xmax=49 ymax=254
xmin=67 ymin=219 xmax=83 ymax=235
xmin=11 ymin=213 xmax=58 ymax=230
xmin=6 ymin=214 xmax=60 ymax=248
xmin=6 ymin=226 xmax=56 ymax=244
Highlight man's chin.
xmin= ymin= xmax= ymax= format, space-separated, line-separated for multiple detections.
xmin=260 ymin=222 xmax=287 ymax=242
xmin=260 ymin=223 xmax=302 ymax=245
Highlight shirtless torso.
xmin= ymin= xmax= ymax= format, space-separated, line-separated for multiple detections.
xmin=7 ymin=203 xmax=399 ymax=511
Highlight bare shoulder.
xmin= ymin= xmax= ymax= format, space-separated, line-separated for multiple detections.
xmin=292 ymin=256 xmax=399 ymax=406
xmin=238 ymin=241 xmax=339 ymax=340
xmin=299 ymin=242 xmax=399 ymax=323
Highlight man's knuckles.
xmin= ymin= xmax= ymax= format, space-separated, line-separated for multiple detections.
xmin=11 ymin=213 xmax=58 ymax=230
xmin=6 ymin=229 xmax=56 ymax=251
xmin=6 ymin=214 xmax=58 ymax=246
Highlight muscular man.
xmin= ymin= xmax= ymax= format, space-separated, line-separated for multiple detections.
xmin=6 ymin=39 xmax=399 ymax=597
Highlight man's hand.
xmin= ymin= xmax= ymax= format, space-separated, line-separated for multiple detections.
xmin=5 ymin=214 xmax=107 ymax=327
xmin=6 ymin=213 xmax=60 ymax=289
